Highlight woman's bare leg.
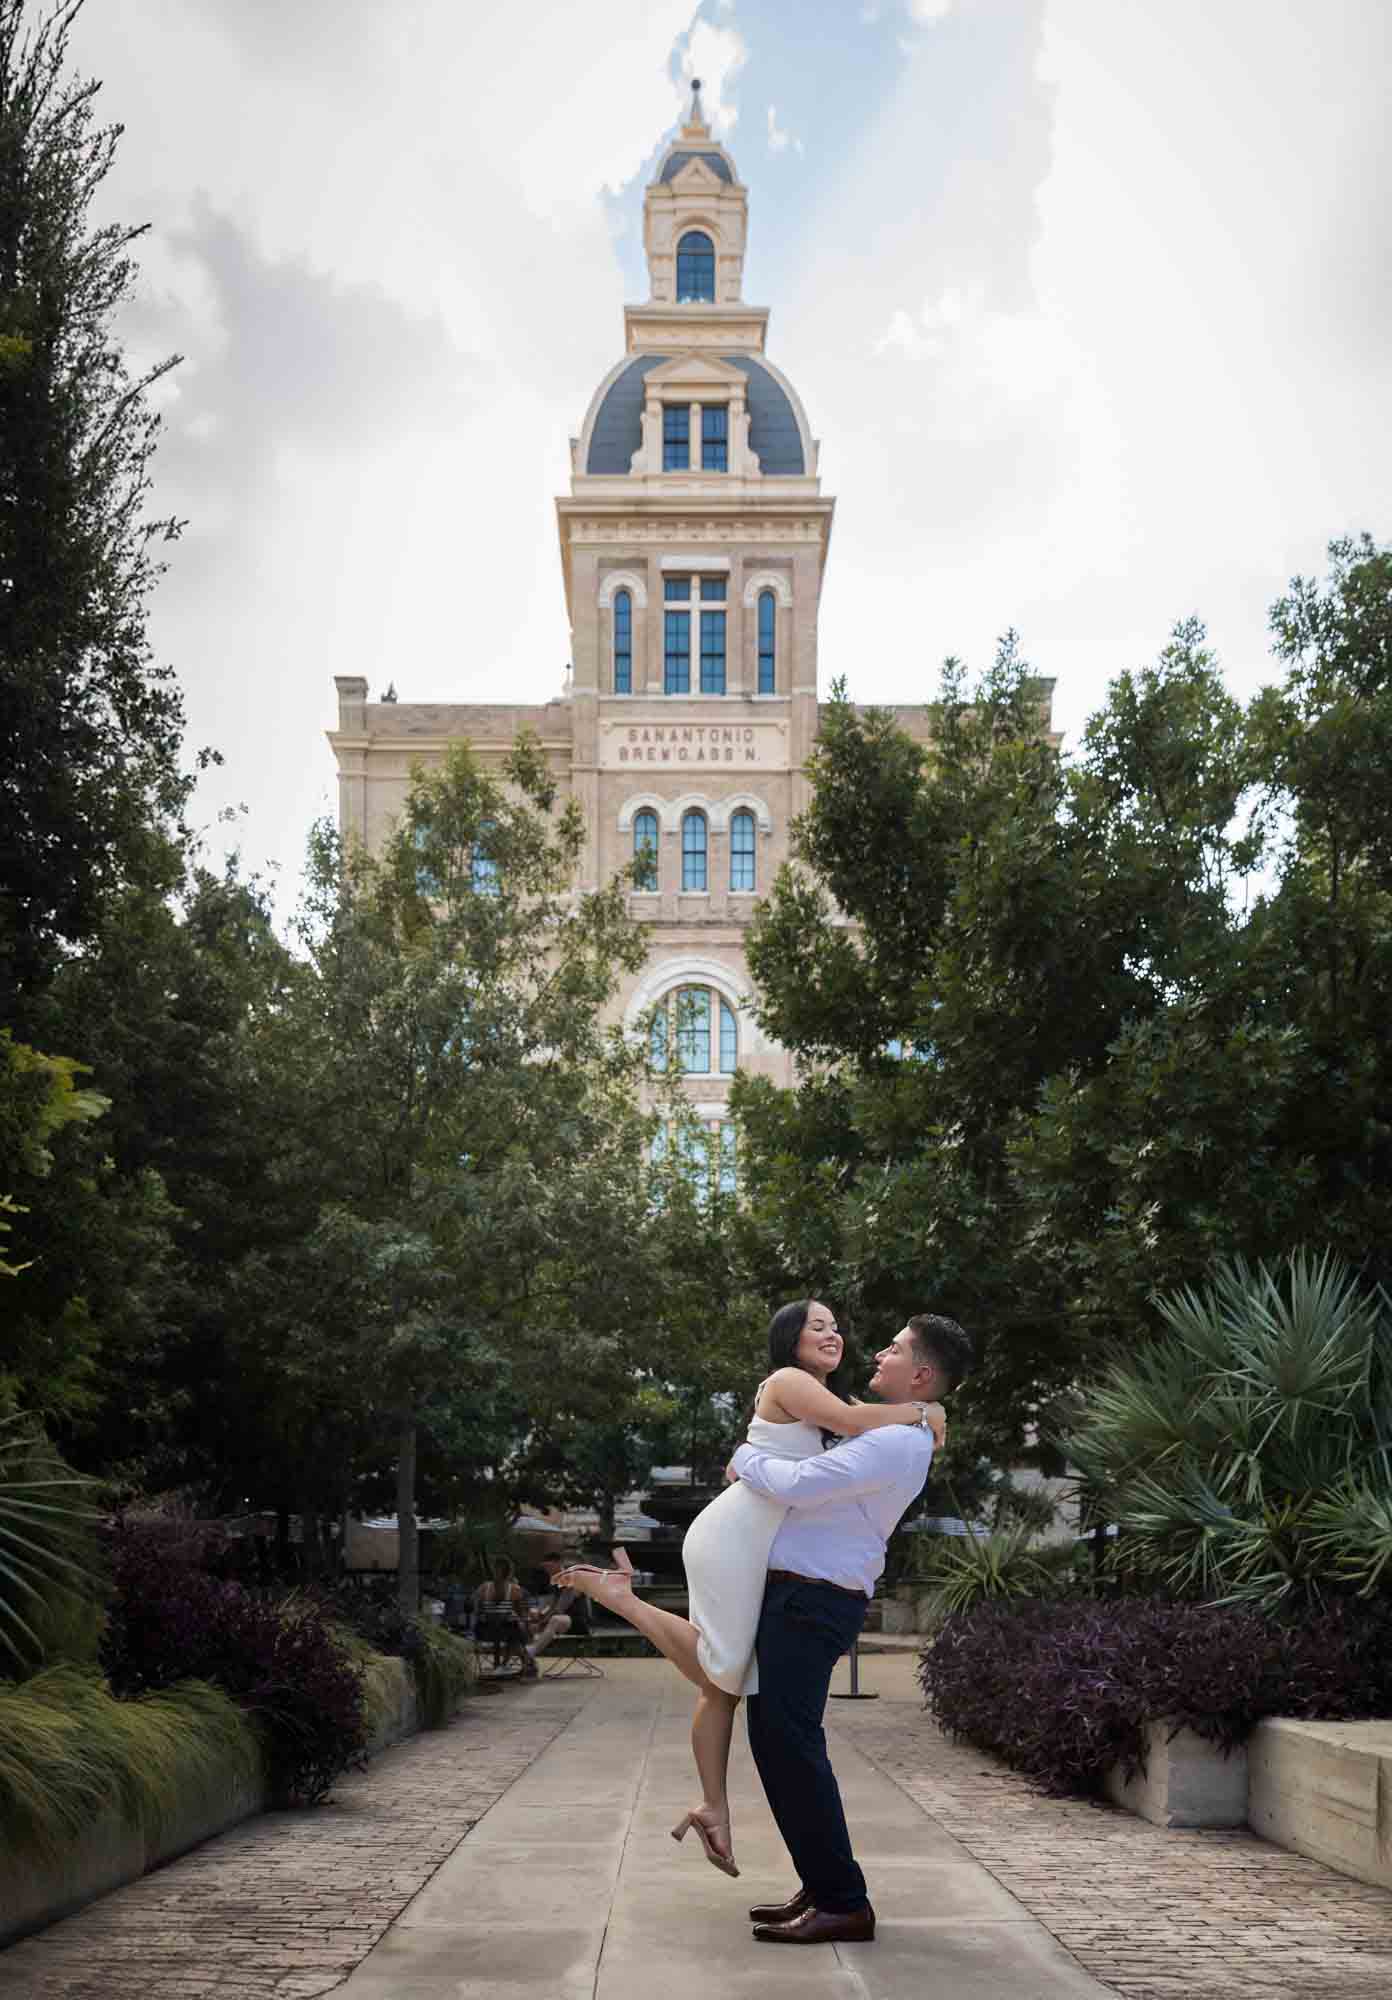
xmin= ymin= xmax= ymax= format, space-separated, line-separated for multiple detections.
xmin=692 ymin=1685 xmax=738 ymax=1814
xmin=557 ymin=1551 xmax=740 ymax=1865
xmin=557 ymin=1551 xmax=710 ymax=1693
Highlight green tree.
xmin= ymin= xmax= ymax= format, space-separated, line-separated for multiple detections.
xmin=250 ymin=736 xmax=656 ymax=1610
xmin=736 ymin=538 xmax=1392 ymax=1477
xmin=0 ymin=0 xmax=198 ymax=1012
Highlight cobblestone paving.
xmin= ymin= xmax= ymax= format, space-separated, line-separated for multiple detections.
xmin=0 ymin=1682 xmax=593 ymax=2000
xmin=837 ymin=1703 xmax=1392 ymax=2000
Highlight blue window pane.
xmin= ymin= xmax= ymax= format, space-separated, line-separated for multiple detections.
xmin=681 ymin=810 xmax=707 ymax=891
xmin=633 ymin=808 xmax=658 ymax=887
xmin=412 ymin=823 xmax=438 ymax=896
xmin=699 ymin=610 xmax=726 ymax=694
xmin=676 ymin=230 xmax=715 ymax=302
xmin=677 ymin=1126 xmax=710 ymax=1202
xmin=729 ymin=808 xmax=755 ymax=891
xmin=699 ymin=575 xmax=726 ymax=601
xmin=650 ymin=1008 xmax=668 ymax=1072
xmin=664 ymin=611 xmax=691 ymax=693
xmin=718 ymin=1122 xmax=737 ymax=1195
xmin=676 ymin=986 xmax=711 ymax=1072
xmin=664 ymin=575 xmax=690 ymax=602
xmin=613 ymin=589 xmax=631 ymax=694
xmin=662 ymin=405 xmax=690 ymax=470
xmin=719 ymin=998 xmax=737 ymax=1073
xmin=701 ymin=404 xmax=728 ymax=471
xmin=758 ymin=590 xmax=776 ymax=695
xmin=472 ymin=819 xmax=499 ymax=896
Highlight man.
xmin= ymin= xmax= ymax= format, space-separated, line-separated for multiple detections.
xmin=729 ymin=1311 xmax=974 ymax=1946
xmin=525 ymin=1552 xmax=588 ymax=1670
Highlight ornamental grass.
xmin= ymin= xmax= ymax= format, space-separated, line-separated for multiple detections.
xmin=0 ymin=1666 xmax=258 ymax=1860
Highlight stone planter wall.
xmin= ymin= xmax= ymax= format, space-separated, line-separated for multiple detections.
xmin=1248 ymin=1718 xmax=1392 ymax=1894
xmin=0 ymin=1657 xmax=458 ymax=1948
xmin=1103 ymin=1721 xmax=1248 ymax=1829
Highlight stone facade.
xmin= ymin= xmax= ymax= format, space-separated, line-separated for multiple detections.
xmin=327 ymin=86 xmax=1055 ymax=1132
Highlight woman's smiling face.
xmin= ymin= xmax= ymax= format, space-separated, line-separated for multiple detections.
xmin=794 ymin=1300 xmax=843 ymax=1378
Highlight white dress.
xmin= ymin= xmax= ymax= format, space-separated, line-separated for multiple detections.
xmin=682 ymin=1414 xmax=826 ymax=1696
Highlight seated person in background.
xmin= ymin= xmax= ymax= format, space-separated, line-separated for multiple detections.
xmin=473 ymin=1556 xmax=534 ymax=1676
xmin=527 ymin=1552 xmax=592 ymax=1664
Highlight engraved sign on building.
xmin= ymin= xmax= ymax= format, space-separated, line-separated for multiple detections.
xmin=599 ymin=719 xmax=788 ymax=769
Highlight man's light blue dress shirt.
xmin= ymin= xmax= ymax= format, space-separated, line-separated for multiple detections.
xmin=731 ymin=1426 xmax=935 ymax=1597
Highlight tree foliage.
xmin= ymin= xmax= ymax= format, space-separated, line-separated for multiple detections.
xmin=736 ymin=537 xmax=1392 ymax=1487
xmin=0 ymin=0 xmax=196 ymax=1009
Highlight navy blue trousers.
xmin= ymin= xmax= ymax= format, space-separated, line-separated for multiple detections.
xmin=745 ymin=1574 xmax=869 ymax=1914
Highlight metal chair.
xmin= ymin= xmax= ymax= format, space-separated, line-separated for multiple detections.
xmin=540 ymin=1602 xmax=605 ymax=1680
xmin=474 ymin=1604 xmax=530 ymax=1676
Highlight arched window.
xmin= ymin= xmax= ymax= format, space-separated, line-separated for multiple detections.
xmin=676 ymin=230 xmax=715 ymax=302
xmin=729 ymin=809 xmax=756 ymax=892
xmin=633 ymin=808 xmax=658 ymax=889
xmin=613 ymin=588 xmax=632 ymax=694
xmin=681 ymin=809 xmax=708 ymax=891
xmin=718 ymin=995 xmax=737 ymax=1073
xmin=649 ymin=986 xmax=739 ymax=1075
xmin=757 ymin=589 xmax=776 ymax=694
xmin=471 ymin=819 xmax=499 ymax=896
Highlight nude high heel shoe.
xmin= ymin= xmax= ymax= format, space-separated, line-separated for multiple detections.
xmin=671 ymin=1809 xmax=740 ymax=1878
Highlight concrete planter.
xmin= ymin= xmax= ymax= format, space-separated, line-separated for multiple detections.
xmin=879 ymin=1593 xmax=923 ymax=1635
xmin=0 ymin=1656 xmax=464 ymax=1947
xmin=0 ymin=1759 xmax=267 ymax=1947
xmin=1103 ymin=1720 xmax=1248 ymax=1828
xmin=1248 ymin=1718 xmax=1392 ymax=1893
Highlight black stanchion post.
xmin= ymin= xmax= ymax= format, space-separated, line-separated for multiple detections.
xmin=829 ymin=1639 xmax=879 ymax=1700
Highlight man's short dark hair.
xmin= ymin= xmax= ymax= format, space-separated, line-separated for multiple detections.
xmin=906 ymin=1313 xmax=974 ymax=1392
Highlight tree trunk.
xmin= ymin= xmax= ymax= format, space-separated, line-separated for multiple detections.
xmin=397 ymin=1417 xmax=419 ymax=1617
xmin=597 ymin=1489 xmax=616 ymax=1545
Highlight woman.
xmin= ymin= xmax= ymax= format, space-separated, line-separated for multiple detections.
xmin=557 ymin=1299 xmax=943 ymax=1876
xmin=473 ymin=1556 xmax=535 ymax=1678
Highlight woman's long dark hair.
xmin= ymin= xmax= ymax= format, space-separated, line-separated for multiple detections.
xmin=766 ymin=1297 xmax=853 ymax=1441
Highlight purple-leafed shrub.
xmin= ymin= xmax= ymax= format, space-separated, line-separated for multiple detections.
xmin=101 ymin=1519 xmax=368 ymax=1804
xmin=918 ymin=1596 xmax=1392 ymax=1796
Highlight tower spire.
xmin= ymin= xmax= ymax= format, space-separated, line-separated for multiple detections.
xmin=682 ymin=75 xmax=710 ymax=137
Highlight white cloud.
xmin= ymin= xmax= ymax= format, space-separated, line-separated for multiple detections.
xmin=907 ymin=0 xmax=954 ymax=21
xmin=860 ymin=2 xmax=883 ymax=21
xmin=678 ymin=18 xmax=748 ymax=135
xmin=766 ymin=103 xmax=793 ymax=154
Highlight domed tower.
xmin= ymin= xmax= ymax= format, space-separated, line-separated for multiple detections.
xmin=558 ymin=82 xmax=833 ymax=1128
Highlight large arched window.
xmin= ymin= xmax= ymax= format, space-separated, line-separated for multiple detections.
xmin=676 ymin=230 xmax=715 ymax=302
xmin=729 ymin=809 xmax=756 ymax=892
xmin=649 ymin=985 xmax=738 ymax=1075
xmin=613 ymin=588 xmax=632 ymax=694
xmin=681 ymin=808 xmax=708 ymax=891
xmin=757 ymin=589 xmax=776 ymax=694
xmin=633 ymin=807 xmax=658 ymax=889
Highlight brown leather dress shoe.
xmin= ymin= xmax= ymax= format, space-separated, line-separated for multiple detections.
xmin=752 ymin=1903 xmax=876 ymax=1945
xmin=747 ymin=1886 xmax=812 ymax=1925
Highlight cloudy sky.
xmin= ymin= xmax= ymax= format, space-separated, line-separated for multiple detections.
xmin=74 ymin=0 xmax=1388 ymax=904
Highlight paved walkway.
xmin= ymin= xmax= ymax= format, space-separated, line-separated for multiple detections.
xmin=5 ymin=1652 xmax=1392 ymax=1998
xmin=337 ymin=1659 xmax=1107 ymax=2000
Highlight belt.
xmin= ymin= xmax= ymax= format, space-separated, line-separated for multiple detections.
xmin=768 ymin=1568 xmax=868 ymax=1601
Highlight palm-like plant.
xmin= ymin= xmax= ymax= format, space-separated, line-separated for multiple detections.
xmin=0 ymin=1415 xmax=101 ymax=1671
xmin=910 ymin=1523 xmax=1064 ymax=1627
xmin=1061 ymin=1252 xmax=1392 ymax=1615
